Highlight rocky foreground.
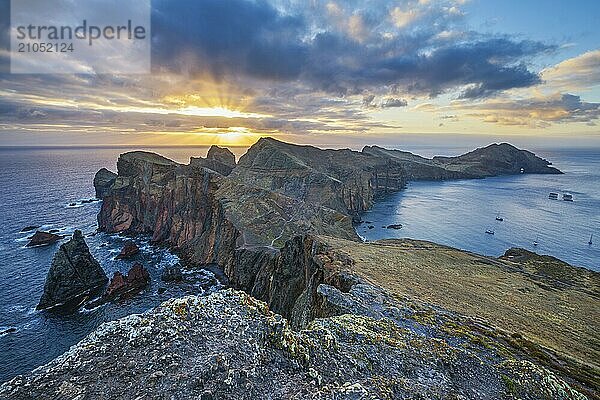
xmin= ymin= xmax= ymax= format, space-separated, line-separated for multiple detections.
xmin=4 ymin=139 xmax=595 ymax=399
xmin=0 ymin=241 xmax=598 ymax=400
xmin=0 ymin=282 xmax=592 ymax=399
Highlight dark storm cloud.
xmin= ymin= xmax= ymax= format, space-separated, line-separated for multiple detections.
xmin=151 ymin=0 xmax=553 ymax=98
xmin=152 ymin=0 xmax=307 ymax=80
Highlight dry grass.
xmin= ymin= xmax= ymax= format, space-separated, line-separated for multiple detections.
xmin=320 ymin=236 xmax=600 ymax=371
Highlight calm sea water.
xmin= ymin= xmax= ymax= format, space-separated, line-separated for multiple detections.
xmin=358 ymin=147 xmax=600 ymax=272
xmin=0 ymin=145 xmax=598 ymax=383
xmin=0 ymin=147 xmax=246 ymax=383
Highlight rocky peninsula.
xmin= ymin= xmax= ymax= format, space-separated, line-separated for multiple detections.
xmin=3 ymin=139 xmax=597 ymax=399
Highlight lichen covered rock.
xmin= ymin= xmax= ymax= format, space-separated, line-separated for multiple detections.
xmin=3 ymin=289 xmax=588 ymax=399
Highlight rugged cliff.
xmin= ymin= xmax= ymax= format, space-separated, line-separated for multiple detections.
xmin=37 ymin=230 xmax=108 ymax=311
xmin=97 ymin=150 xmax=357 ymax=270
xmin=64 ymin=139 xmax=599 ymax=398
xmin=231 ymin=138 xmax=407 ymax=215
xmin=363 ymin=142 xmax=562 ymax=180
xmin=190 ymin=145 xmax=237 ymax=176
xmin=95 ymin=139 xmax=569 ymax=323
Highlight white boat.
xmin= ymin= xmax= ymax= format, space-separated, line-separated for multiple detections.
xmin=485 ymin=230 xmax=495 ymax=235
xmin=563 ymin=193 xmax=574 ymax=202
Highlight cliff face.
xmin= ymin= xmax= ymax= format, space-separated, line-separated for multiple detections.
xmin=98 ymin=151 xmax=357 ymax=270
xmin=93 ymin=168 xmax=117 ymax=199
xmin=95 ymin=139 xmax=567 ymax=323
xmin=189 ymin=145 xmax=237 ymax=176
xmin=434 ymin=143 xmax=562 ymax=176
xmin=231 ymin=137 xmax=407 ymax=215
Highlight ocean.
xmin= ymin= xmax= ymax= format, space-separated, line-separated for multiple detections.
xmin=357 ymin=147 xmax=600 ymax=272
xmin=0 ymin=145 xmax=598 ymax=383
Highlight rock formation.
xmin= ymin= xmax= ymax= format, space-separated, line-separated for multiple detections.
xmin=26 ymin=231 xmax=62 ymax=247
xmin=161 ymin=264 xmax=183 ymax=282
xmin=36 ymin=230 xmax=108 ymax=311
xmin=363 ymin=142 xmax=562 ymax=180
xmin=96 ymin=149 xmax=357 ymax=269
xmin=231 ymin=137 xmax=406 ymax=215
xmin=189 ymin=145 xmax=237 ymax=176
xmin=115 ymin=240 xmax=140 ymax=259
xmin=93 ymin=168 xmax=117 ymax=198
xmin=207 ymin=145 xmax=236 ymax=167
xmin=102 ymin=263 xmax=150 ymax=301
xmin=94 ymin=138 xmax=562 ymax=271
xmin=3 ymin=286 xmax=593 ymax=399
xmin=61 ymin=138 xmax=600 ymax=398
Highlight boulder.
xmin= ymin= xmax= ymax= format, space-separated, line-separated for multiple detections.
xmin=93 ymin=168 xmax=117 ymax=199
xmin=387 ymin=224 xmax=403 ymax=230
xmin=103 ymin=263 xmax=150 ymax=302
xmin=20 ymin=225 xmax=40 ymax=233
xmin=26 ymin=231 xmax=62 ymax=247
xmin=115 ymin=240 xmax=140 ymax=259
xmin=161 ymin=264 xmax=183 ymax=282
xmin=37 ymin=230 xmax=108 ymax=311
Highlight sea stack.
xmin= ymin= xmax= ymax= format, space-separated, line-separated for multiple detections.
xmin=115 ymin=240 xmax=140 ymax=259
xmin=37 ymin=230 xmax=108 ymax=311
xmin=189 ymin=145 xmax=237 ymax=176
xmin=103 ymin=263 xmax=150 ymax=301
xmin=26 ymin=231 xmax=62 ymax=247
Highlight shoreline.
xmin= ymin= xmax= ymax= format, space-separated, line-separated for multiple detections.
xmin=2 ymin=139 xmax=598 ymax=398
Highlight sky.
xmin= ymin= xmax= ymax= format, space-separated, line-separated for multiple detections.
xmin=0 ymin=0 xmax=599 ymax=149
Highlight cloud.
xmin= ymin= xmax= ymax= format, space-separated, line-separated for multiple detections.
xmin=390 ymin=7 xmax=420 ymax=28
xmin=450 ymin=93 xmax=600 ymax=127
xmin=150 ymin=0 xmax=551 ymax=98
xmin=541 ymin=50 xmax=600 ymax=91
xmin=0 ymin=0 xmax=577 ymax=141
xmin=362 ymin=95 xmax=408 ymax=108
xmin=382 ymin=98 xmax=408 ymax=108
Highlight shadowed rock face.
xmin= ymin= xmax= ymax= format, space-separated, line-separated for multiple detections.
xmin=190 ymin=145 xmax=237 ymax=176
xmin=103 ymin=263 xmax=150 ymax=301
xmin=115 ymin=240 xmax=140 ymax=260
xmin=93 ymin=168 xmax=117 ymax=198
xmin=207 ymin=145 xmax=236 ymax=167
xmin=37 ymin=230 xmax=108 ymax=311
xmin=232 ymin=137 xmax=406 ymax=215
xmin=363 ymin=142 xmax=562 ymax=180
xmin=26 ymin=231 xmax=62 ymax=247
xmin=97 ymin=150 xmax=357 ymax=271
